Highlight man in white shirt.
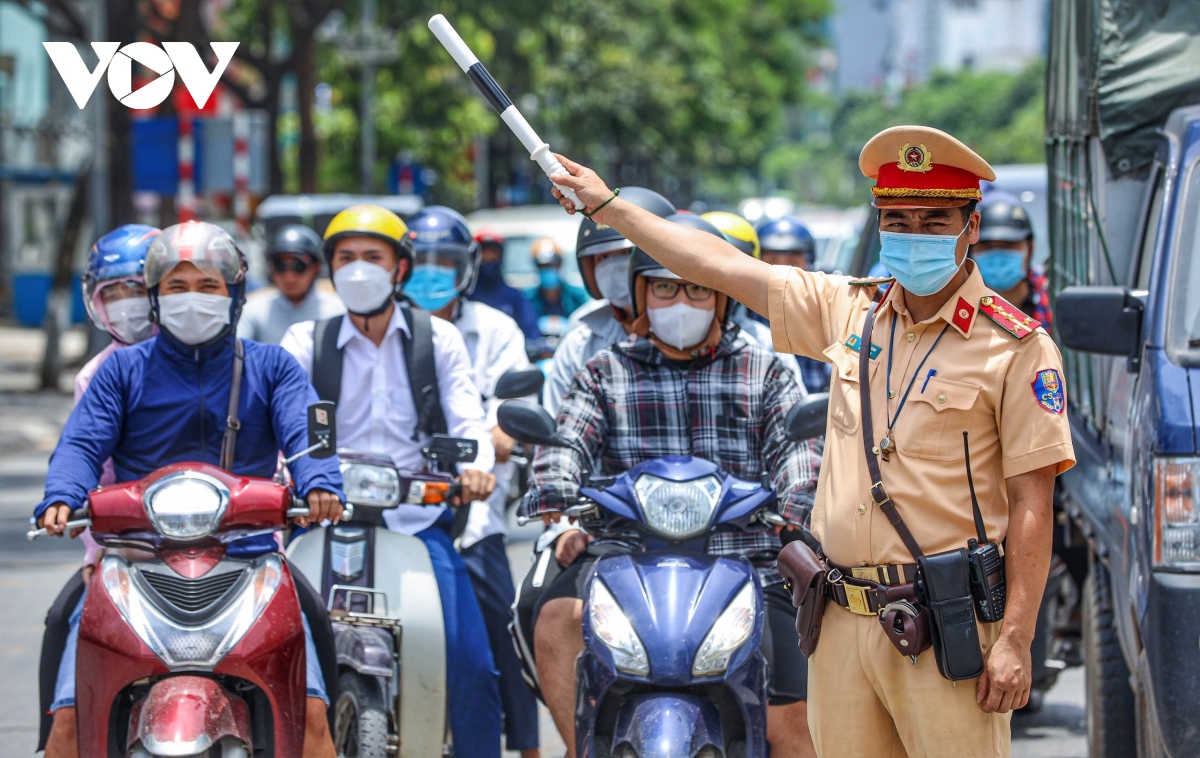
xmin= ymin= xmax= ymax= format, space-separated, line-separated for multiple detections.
xmin=238 ymin=224 xmax=345 ymax=344
xmin=281 ymin=205 xmax=502 ymax=758
xmin=403 ymin=206 xmax=542 ymax=758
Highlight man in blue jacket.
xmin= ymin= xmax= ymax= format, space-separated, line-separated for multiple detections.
xmin=36 ymin=221 xmax=344 ymax=758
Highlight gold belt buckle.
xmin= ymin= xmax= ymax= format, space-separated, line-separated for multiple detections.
xmin=844 ymin=583 xmax=874 ymax=616
xmin=852 ymin=566 xmax=882 ymax=583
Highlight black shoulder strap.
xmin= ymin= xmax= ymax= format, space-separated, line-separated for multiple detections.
xmin=312 ymin=315 xmax=344 ymax=404
xmin=859 ymin=290 xmax=926 ymax=561
xmin=400 ymin=304 xmax=447 ymax=441
xmin=220 ymin=338 xmax=244 ymax=471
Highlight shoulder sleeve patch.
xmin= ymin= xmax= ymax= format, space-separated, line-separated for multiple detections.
xmin=979 ymin=294 xmax=1040 ymax=340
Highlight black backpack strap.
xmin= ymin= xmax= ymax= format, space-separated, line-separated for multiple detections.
xmin=312 ymin=315 xmax=344 ymax=404
xmin=400 ymin=304 xmax=447 ymax=440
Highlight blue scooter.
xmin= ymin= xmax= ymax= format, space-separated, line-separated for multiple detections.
xmin=498 ymin=392 xmax=826 ymax=758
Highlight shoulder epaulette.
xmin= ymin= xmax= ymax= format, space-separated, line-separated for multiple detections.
xmin=848 ymin=276 xmax=894 ymax=287
xmin=979 ymin=294 xmax=1040 ymax=340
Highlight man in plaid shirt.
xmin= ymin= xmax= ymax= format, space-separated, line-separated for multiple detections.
xmin=521 ymin=214 xmax=820 ymax=758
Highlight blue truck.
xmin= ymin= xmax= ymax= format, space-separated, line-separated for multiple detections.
xmin=1049 ymin=1 xmax=1200 ymax=755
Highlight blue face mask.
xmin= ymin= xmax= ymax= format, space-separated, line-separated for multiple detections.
xmin=973 ymin=249 xmax=1027 ymax=291
xmin=478 ymin=261 xmax=503 ymax=284
xmin=404 ymin=264 xmax=459 ymax=311
xmin=878 ymin=224 xmax=969 ymax=297
xmin=539 ymin=267 xmax=561 ymax=290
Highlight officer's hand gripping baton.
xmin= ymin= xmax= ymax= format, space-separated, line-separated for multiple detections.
xmin=428 ymin=14 xmax=583 ymax=210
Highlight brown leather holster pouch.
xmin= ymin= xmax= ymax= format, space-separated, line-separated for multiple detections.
xmin=777 ymin=540 xmax=830 ymax=658
xmin=877 ymin=584 xmax=932 ymax=661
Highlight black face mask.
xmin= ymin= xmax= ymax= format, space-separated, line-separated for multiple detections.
xmin=478 ymin=261 xmax=503 ymax=283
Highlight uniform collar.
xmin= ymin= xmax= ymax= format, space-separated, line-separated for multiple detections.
xmin=882 ymin=260 xmax=987 ymax=339
xmin=336 ymin=303 xmax=410 ymax=349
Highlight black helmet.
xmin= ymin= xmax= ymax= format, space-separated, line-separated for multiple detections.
xmin=577 ymin=187 xmax=676 ymax=299
xmin=976 ymin=192 xmax=1033 ymax=243
xmin=270 ymin=223 xmax=323 ymax=261
xmin=628 ymin=213 xmax=726 ymax=318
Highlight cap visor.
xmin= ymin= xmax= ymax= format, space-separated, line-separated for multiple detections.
xmin=872 ymin=196 xmax=971 ymax=209
xmin=642 ymin=267 xmax=683 ymax=280
xmin=976 ymin=227 xmax=1031 ymax=243
xmin=578 ymin=238 xmax=635 ymax=257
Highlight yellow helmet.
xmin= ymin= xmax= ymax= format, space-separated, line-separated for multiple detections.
xmin=322 ymin=204 xmax=413 ymax=265
xmin=701 ymin=211 xmax=760 ymax=259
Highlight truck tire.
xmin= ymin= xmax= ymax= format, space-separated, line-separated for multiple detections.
xmin=1083 ymin=563 xmax=1136 ymax=758
xmin=334 ymin=672 xmax=389 ymax=758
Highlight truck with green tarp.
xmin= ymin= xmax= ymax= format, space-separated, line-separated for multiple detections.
xmin=1049 ymin=1 xmax=1200 ymax=755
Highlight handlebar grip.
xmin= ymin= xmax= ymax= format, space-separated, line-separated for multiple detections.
xmin=446 ymin=482 xmax=463 ymax=503
xmin=71 ymin=507 xmax=89 ymax=520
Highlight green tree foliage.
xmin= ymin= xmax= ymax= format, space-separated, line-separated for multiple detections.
xmin=766 ymin=60 xmax=1046 ymax=206
xmin=314 ymin=0 xmax=828 ymax=206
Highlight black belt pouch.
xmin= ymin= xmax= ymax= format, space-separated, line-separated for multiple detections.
xmin=917 ymin=548 xmax=984 ymax=681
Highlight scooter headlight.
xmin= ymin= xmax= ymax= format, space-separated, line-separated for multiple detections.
xmin=693 ymin=581 xmax=757 ymax=676
xmin=633 ymin=474 xmax=722 ymax=540
xmin=101 ymin=553 xmax=282 ymax=669
xmin=588 ymin=579 xmax=649 ymax=676
xmin=341 ymin=462 xmax=401 ymax=508
xmin=142 ymin=471 xmax=229 ymax=541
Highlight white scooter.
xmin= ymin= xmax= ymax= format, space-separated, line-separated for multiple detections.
xmin=287 ymin=436 xmax=478 ymax=757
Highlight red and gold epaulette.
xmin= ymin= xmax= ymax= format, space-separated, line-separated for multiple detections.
xmin=979 ymin=294 xmax=1040 ymax=339
xmin=848 ymin=276 xmax=895 ymax=287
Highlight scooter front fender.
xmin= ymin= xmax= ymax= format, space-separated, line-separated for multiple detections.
xmin=127 ymin=676 xmax=251 ymax=755
xmin=612 ymin=693 xmax=723 ymax=758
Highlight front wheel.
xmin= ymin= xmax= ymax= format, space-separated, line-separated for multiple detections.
xmin=334 ymin=672 xmax=389 ymax=758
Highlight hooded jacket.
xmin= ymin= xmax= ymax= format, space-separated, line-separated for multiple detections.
xmin=36 ymin=331 xmax=343 ymax=517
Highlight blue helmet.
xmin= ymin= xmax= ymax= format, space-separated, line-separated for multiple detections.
xmin=82 ymin=224 xmax=161 ymax=342
xmin=403 ymin=205 xmax=479 ymax=311
xmin=756 ymin=216 xmax=815 ymax=262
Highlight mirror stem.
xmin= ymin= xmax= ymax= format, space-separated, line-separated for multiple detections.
xmin=283 ymin=436 xmax=330 ymax=467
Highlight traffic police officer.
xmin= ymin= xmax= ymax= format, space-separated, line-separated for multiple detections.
xmin=544 ymin=125 xmax=1075 ymax=757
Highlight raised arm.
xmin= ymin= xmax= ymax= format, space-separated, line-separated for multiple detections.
xmin=550 ymin=155 xmax=773 ymax=316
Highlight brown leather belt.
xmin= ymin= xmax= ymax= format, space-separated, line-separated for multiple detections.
xmin=830 ymin=561 xmax=918 ymax=587
xmin=827 ymin=572 xmax=919 ymax=617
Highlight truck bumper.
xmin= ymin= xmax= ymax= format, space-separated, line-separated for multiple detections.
xmin=1146 ymin=571 xmax=1200 ymax=754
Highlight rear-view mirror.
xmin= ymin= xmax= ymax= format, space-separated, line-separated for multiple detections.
xmin=785 ymin=393 xmax=829 ymax=442
xmin=307 ymin=401 xmax=337 ymax=458
xmin=495 ymin=368 xmax=546 ymax=400
xmin=423 ymin=435 xmax=479 ymax=464
xmin=1056 ymin=286 xmax=1143 ymax=362
xmin=497 ymin=400 xmax=562 ymax=447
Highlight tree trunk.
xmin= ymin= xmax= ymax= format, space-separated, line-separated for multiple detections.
xmin=41 ymin=166 xmax=91 ymax=390
xmin=264 ymin=74 xmax=285 ymax=195
xmin=296 ymin=32 xmax=318 ymax=193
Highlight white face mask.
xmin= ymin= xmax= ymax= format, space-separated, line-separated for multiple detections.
xmin=105 ymin=297 xmax=155 ymax=345
xmin=157 ymin=292 xmax=231 ymax=345
xmin=333 ymin=260 xmax=396 ymax=314
xmin=647 ymin=301 xmax=715 ymax=351
xmin=593 ymin=253 xmax=633 ymax=310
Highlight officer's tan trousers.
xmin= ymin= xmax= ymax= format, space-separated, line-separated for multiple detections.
xmin=808 ymin=604 xmax=1011 ymax=757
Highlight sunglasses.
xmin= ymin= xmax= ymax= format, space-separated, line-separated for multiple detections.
xmin=272 ymin=258 xmax=313 ymax=275
xmin=648 ymin=280 xmax=714 ymax=301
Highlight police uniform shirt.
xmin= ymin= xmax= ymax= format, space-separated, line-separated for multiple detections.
xmin=767 ymin=260 xmax=1075 ymax=567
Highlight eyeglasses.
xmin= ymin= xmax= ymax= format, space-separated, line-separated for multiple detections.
xmin=272 ymin=258 xmax=312 ymax=275
xmin=648 ymin=280 xmax=714 ymax=301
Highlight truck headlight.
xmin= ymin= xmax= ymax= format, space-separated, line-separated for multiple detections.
xmin=341 ymin=462 xmax=401 ymax=507
xmin=101 ymin=554 xmax=282 ymax=669
xmin=633 ymin=474 xmax=722 ymax=540
xmin=143 ymin=472 xmax=229 ymax=541
xmin=1155 ymin=458 xmax=1200 ymax=569
xmin=693 ymin=582 xmax=757 ymax=676
xmin=588 ymin=580 xmax=649 ymax=676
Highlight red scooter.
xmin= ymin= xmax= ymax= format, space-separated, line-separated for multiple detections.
xmin=31 ymin=405 xmax=337 ymax=757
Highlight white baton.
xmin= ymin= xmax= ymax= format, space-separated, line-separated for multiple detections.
xmin=428 ymin=15 xmax=583 ymax=210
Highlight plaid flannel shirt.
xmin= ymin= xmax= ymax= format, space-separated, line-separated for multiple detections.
xmin=520 ymin=328 xmax=820 ymax=564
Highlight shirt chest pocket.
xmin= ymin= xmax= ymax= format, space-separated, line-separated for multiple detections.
xmin=895 ymin=376 xmax=981 ymax=461
xmin=824 ymin=343 xmax=878 ymax=436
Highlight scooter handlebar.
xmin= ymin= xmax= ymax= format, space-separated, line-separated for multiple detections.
xmin=27 ymin=508 xmax=92 ymax=541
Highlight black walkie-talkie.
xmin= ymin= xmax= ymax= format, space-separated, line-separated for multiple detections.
xmin=963 ymin=432 xmax=1007 ymax=623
